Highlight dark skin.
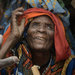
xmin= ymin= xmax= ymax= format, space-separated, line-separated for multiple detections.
xmin=0 ymin=2 xmax=20 ymax=68
xmin=27 ymin=16 xmax=54 ymax=73
xmin=0 ymin=7 xmax=54 ymax=74
xmin=0 ymin=7 xmax=25 ymax=69
xmin=0 ymin=7 xmax=25 ymax=58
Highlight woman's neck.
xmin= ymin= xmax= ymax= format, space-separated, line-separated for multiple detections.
xmin=31 ymin=50 xmax=51 ymax=67
xmin=31 ymin=50 xmax=51 ymax=73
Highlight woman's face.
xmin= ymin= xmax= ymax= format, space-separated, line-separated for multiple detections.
xmin=26 ymin=16 xmax=54 ymax=52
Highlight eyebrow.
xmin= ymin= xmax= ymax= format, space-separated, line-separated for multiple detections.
xmin=32 ymin=20 xmax=54 ymax=26
xmin=45 ymin=22 xmax=54 ymax=26
xmin=32 ymin=22 xmax=40 ymax=24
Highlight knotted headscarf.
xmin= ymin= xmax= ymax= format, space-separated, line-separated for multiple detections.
xmin=2 ymin=8 xmax=71 ymax=62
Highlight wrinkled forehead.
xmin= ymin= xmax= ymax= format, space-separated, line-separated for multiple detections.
xmin=30 ymin=15 xmax=54 ymax=24
xmin=24 ymin=15 xmax=54 ymax=36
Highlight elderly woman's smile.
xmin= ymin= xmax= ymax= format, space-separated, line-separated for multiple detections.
xmin=26 ymin=15 xmax=54 ymax=51
xmin=33 ymin=36 xmax=46 ymax=41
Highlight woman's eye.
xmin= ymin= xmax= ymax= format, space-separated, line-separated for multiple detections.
xmin=47 ymin=26 xmax=51 ymax=29
xmin=46 ymin=24 xmax=54 ymax=30
xmin=46 ymin=24 xmax=51 ymax=29
xmin=32 ymin=22 xmax=39 ymax=27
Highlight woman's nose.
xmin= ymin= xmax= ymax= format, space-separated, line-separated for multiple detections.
xmin=37 ymin=24 xmax=46 ymax=33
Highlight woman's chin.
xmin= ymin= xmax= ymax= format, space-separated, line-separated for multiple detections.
xmin=30 ymin=44 xmax=49 ymax=52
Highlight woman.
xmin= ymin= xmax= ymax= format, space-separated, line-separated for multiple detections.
xmin=1 ymin=7 xmax=74 ymax=75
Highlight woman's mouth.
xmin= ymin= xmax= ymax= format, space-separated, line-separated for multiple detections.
xmin=33 ymin=37 xmax=46 ymax=42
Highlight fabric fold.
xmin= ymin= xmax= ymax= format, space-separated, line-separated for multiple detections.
xmin=2 ymin=8 xmax=71 ymax=62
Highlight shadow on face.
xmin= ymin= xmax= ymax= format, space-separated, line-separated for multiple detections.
xmin=26 ymin=15 xmax=54 ymax=52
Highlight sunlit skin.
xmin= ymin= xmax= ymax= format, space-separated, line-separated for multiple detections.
xmin=27 ymin=16 xmax=54 ymax=52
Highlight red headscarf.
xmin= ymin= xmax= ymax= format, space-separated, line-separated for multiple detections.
xmin=2 ymin=8 xmax=71 ymax=62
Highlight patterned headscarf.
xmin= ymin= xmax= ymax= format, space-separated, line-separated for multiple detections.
xmin=1 ymin=0 xmax=75 ymax=52
xmin=2 ymin=8 xmax=71 ymax=62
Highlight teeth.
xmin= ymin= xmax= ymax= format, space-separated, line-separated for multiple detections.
xmin=36 ymin=37 xmax=45 ymax=40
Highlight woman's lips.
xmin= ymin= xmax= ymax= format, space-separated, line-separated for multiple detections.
xmin=33 ymin=37 xmax=47 ymax=41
